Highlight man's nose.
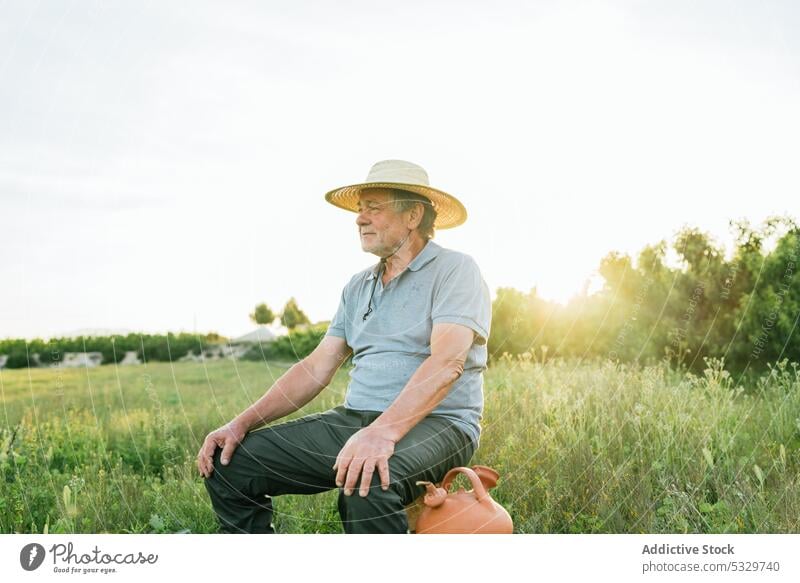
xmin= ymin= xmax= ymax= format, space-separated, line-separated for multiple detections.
xmin=355 ymin=212 xmax=369 ymax=226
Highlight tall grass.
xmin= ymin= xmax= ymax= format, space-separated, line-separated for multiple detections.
xmin=0 ymin=356 xmax=798 ymax=533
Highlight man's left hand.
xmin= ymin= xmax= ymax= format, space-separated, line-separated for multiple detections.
xmin=333 ymin=427 xmax=396 ymax=497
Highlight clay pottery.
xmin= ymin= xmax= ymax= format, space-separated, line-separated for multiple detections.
xmin=414 ymin=465 xmax=513 ymax=534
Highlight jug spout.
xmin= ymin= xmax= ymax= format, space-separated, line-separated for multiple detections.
xmin=416 ymin=481 xmax=448 ymax=508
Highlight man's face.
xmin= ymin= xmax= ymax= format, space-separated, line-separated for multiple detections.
xmin=356 ymin=188 xmax=412 ymax=257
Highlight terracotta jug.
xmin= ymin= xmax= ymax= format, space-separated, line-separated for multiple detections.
xmin=413 ymin=465 xmax=513 ymax=534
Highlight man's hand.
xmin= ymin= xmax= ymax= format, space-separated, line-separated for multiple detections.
xmin=333 ymin=427 xmax=396 ymax=497
xmin=197 ymin=420 xmax=247 ymax=479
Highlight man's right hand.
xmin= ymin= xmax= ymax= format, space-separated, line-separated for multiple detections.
xmin=197 ymin=420 xmax=247 ymax=479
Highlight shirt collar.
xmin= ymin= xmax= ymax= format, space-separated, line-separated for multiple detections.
xmin=366 ymin=240 xmax=441 ymax=280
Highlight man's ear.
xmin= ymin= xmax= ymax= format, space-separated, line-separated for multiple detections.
xmin=407 ymin=201 xmax=424 ymax=230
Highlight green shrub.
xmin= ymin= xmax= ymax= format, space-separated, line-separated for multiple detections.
xmin=244 ymin=324 xmax=336 ymax=362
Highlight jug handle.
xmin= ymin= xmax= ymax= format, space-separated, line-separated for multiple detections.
xmin=441 ymin=466 xmax=490 ymax=504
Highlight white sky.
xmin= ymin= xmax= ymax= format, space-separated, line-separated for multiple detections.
xmin=1 ymin=1 xmax=798 ymax=340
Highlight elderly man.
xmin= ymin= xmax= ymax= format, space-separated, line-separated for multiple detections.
xmin=199 ymin=160 xmax=491 ymax=533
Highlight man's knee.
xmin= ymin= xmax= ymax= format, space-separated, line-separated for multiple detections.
xmin=204 ymin=448 xmax=258 ymax=499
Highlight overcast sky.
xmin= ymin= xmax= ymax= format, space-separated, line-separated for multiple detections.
xmin=1 ymin=1 xmax=798 ymax=340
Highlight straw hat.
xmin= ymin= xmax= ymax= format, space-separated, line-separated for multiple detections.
xmin=324 ymin=160 xmax=467 ymax=229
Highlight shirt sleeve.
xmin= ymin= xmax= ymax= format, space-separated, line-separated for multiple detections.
xmin=431 ymin=255 xmax=492 ymax=346
xmin=325 ymin=283 xmax=348 ymax=340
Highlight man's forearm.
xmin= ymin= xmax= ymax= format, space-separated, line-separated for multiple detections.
xmin=370 ymin=355 xmax=463 ymax=443
xmin=232 ymin=359 xmax=328 ymax=432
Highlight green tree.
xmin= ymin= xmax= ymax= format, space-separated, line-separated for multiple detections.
xmin=250 ymin=303 xmax=275 ymax=325
xmin=488 ymin=287 xmax=557 ymax=363
xmin=281 ymin=298 xmax=311 ymax=330
xmin=729 ymin=219 xmax=800 ymax=370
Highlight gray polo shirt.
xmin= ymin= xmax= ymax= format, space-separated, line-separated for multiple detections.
xmin=325 ymin=239 xmax=491 ymax=448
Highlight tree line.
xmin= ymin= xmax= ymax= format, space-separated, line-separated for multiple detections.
xmin=2 ymin=217 xmax=797 ymax=376
xmin=488 ymin=216 xmax=799 ymax=377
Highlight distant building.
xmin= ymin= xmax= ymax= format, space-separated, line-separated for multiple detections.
xmin=179 ymin=344 xmax=250 ymax=362
xmin=232 ymin=326 xmax=278 ymax=344
xmin=59 ymin=352 xmax=103 ymax=368
xmin=178 ymin=351 xmax=203 ymax=363
xmin=0 ymin=355 xmax=7 ymax=369
xmin=119 ymin=351 xmax=141 ymax=366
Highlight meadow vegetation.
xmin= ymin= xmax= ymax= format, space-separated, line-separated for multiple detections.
xmin=1 ymin=356 xmax=798 ymax=533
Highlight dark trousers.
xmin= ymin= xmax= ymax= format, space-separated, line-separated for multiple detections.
xmin=204 ymin=405 xmax=476 ymax=534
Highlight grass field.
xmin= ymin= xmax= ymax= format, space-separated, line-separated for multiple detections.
xmin=1 ymin=356 xmax=799 ymax=533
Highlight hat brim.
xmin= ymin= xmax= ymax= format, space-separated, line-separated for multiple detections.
xmin=324 ymin=182 xmax=467 ymax=229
